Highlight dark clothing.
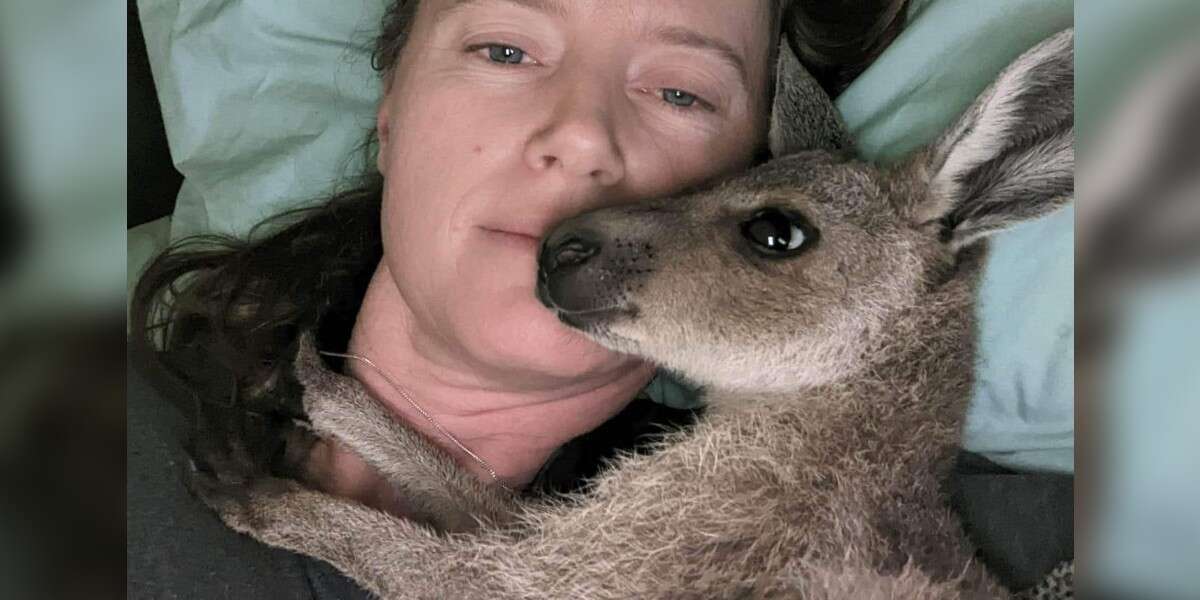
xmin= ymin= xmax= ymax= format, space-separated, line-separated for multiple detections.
xmin=128 ymin=354 xmax=369 ymax=599
xmin=949 ymin=452 xmax=1074 ymax=591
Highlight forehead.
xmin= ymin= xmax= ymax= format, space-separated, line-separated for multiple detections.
xmin=432 ymin=0 xmax=773 ymax=31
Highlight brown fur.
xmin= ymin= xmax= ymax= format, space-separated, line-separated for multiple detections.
xmin=190 ymin=30 xmax=1074 ymax=599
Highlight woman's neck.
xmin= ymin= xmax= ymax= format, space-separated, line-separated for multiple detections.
xmin=345 ymin=263 xmax=655 ymax=489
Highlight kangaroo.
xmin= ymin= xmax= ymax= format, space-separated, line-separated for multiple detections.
xmin=190 ymin=28 xmax=1074 ymax=599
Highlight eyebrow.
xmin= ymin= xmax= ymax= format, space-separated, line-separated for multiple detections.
xmin=649 ymin=25 xmax=749 ymax=90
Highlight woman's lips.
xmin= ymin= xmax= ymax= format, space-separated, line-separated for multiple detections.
xmin=479 ymin=227 xmax=540 ymax=252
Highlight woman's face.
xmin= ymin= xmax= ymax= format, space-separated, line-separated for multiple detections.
xmin=376 ymin=0 xmax=774 ymax=379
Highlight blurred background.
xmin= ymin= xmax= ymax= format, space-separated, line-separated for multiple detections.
xmin=0 ymin=0 xmax=125 ymax=598
xmin=1077 ymin=1 xmax=1200 ymax=597
xmin=0 ymin=0 xmax=1195 ymax=598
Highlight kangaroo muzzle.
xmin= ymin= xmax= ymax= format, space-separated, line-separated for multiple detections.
xmin=536 ymin=214 xmax=654 ymax=329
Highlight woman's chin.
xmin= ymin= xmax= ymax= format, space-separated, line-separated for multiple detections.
xmin=466 ymin=297 xmax=639 ymax=380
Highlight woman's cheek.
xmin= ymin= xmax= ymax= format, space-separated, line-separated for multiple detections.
xmin=636 ymin=100 xmax=760 ymax=182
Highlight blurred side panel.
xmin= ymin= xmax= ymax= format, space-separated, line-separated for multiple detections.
xmin=0 ymin=0 xmax=126 ymax=599
xmin=1077 ymin=1 xmax=1200 ymax=597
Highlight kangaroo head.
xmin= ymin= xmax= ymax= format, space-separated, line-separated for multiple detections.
xmin=537 ymin=30 xmax=1074 ymax=394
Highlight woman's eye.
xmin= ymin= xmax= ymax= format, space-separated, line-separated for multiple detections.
xmin=482 ymin=44 xmax=526 ymax=65
xmin=739 ymin=208 xmax=817 ymax=257
xmin=654 ymin=88 xmax=716 ymax=113
xmin=662 ymin=89 xmax=698 ymax=108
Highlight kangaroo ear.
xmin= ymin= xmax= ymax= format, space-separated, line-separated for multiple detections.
xmin=909 ymin=28 xmax=1074 ymax=250
xmin=768 ymin=35 xmax=853 ymax=158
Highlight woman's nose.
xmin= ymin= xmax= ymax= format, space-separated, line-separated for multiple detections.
xmin=524 ymin=78 xmax=626 ymax=187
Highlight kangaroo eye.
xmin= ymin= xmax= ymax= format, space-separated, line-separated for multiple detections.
xmin=740 ymin=208 xmax=816 ymax=256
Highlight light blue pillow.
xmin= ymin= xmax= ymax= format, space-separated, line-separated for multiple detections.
xmin=140 ymin=0 xmax=1075 ymax=472
xmin=137 ymin=0 xmax=386 ymax=239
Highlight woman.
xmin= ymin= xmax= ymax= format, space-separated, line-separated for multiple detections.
xmin=129 ymin=0 xmax=906 ymax=597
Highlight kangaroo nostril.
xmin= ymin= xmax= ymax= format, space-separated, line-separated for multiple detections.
xmin=539 ymin=227 xmax=604 ymax=285
xmin=554 ymin=237 xmax=599 ymax=268
xmin=536 ymin=230 xmax=605 ymax=311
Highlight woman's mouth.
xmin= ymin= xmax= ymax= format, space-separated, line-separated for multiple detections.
xmin=479 ymin=227 xmax=540 ymax=252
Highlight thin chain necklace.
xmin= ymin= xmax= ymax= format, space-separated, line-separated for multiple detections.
xmin=318 ymin=349 xmax=514 ymax=493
